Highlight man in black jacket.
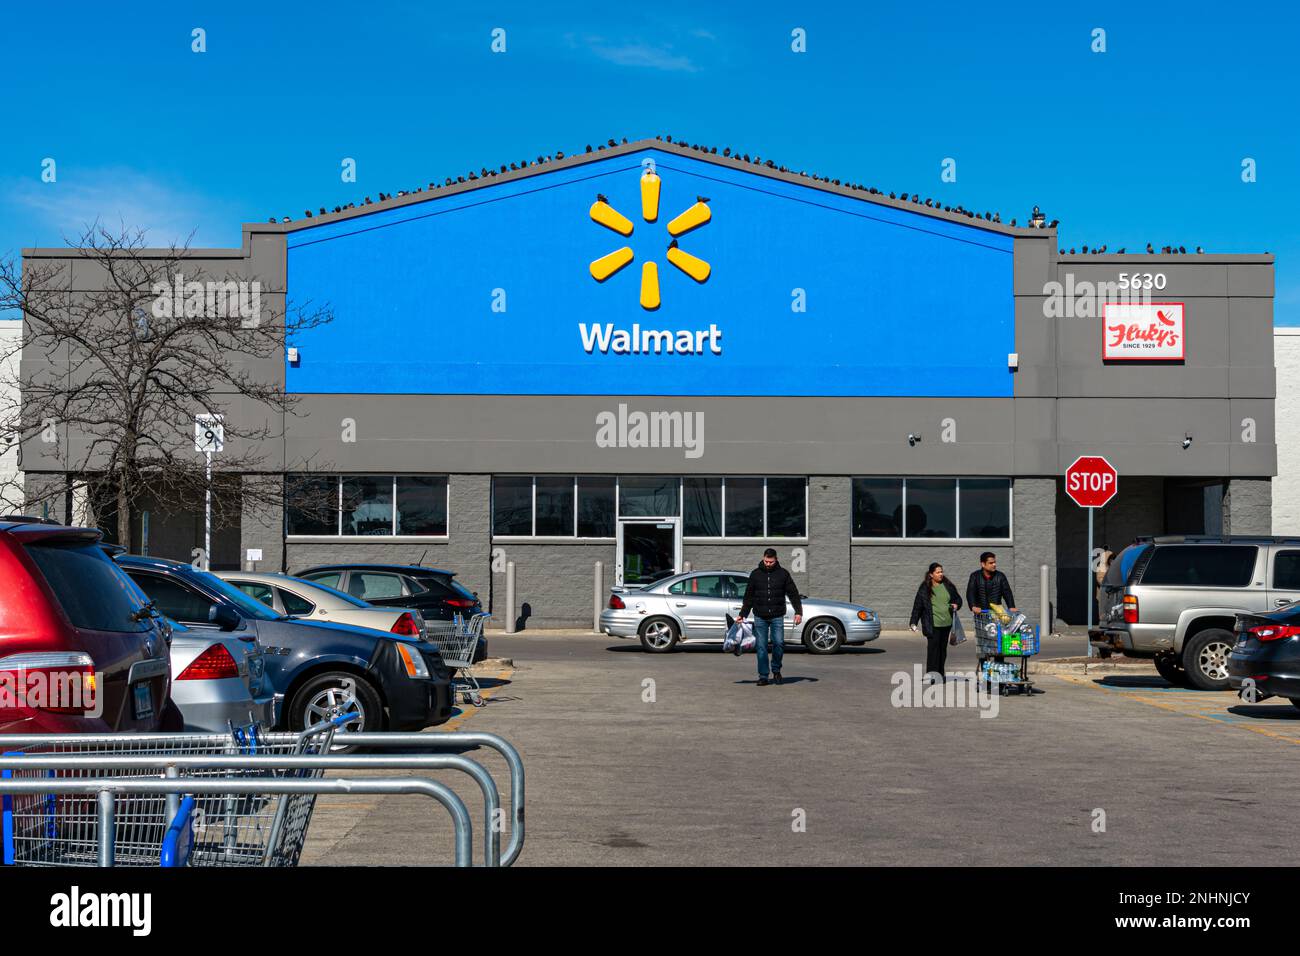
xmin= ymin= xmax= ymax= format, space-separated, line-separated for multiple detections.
xmin=738 ymin=548 xmax=803 ymax=686
xmin=966 ymin=552 xmax=1017 ymax=615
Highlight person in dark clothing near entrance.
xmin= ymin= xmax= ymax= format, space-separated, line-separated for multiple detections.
xmin=910 ymin=563 xmax=963 ymax=682
xmin=966 ymin=551 xmax=1017 ymax=615
xmin=738 ymin=548 xmax=802 ymax=686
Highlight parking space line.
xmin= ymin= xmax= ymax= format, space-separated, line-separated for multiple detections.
xmin=1048 ymin=672 xmax=1300 ymax=746
xmin=439 ymin=664 xmax=514 ymax=732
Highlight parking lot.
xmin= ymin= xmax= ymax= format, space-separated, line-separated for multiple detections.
xmin=301 ymin=631 xmax=1300 ymax=866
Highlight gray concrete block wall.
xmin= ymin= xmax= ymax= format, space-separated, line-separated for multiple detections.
xmin=285 ymin=540 xmax=453 ymax=575
xmin=492 ymin=541 xmax=615 ymax=629
xmin=808 ymin=476 xmax=851 ymax=602
xmin=1009 ymin=478 xmax=1055 ymax=632
xmin=446 ymin=475 xmax=491 ymax=603
xmin=850 ymin=544 xmax=1015 ymax=629
xmin=240 ymin=474 xmax=284 ymax=572
xmin=1225 ymin=478 xmax=1272 ymax=535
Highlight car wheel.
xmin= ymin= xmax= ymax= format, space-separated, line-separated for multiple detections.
xmin=1153 ymin=652 xmax=1188 ymax=686
xmin=803 ymin=618 xmax=844 ymax=654
xmin=639 ymin=617 xmax=679 ymax=653
xmin=290 ymin=672 xmax=383 ymax=752
xmin=1181 ymin=630 xmax=1235 ymax=691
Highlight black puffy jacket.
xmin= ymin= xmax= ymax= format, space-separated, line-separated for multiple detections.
xmin=738 ymin=562 xmax=803 ymax=620
xmin=965 ymin=569 xmax=1015 ymax=611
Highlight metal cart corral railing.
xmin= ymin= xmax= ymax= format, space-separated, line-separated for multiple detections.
xmin=427 ymin=613 xmax=491 ymax=707
xmin=0 ymin=775 xmax=472 ymax=867
xmin=1 ymin=725 xmax=525 ymax=867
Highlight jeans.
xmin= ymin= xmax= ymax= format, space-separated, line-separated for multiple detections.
xmin=754 ymin=615 xmax=785 ymax=678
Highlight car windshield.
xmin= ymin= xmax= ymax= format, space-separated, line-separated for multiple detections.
xmin=297 ymin=578 xmax=371 ymax=608
xmin=187 ymin=569 xmax=284 ymax=621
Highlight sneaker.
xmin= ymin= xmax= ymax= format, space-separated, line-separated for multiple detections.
xmin=757 ymin=677 xmax=769 ymax=687
xmin=773 ymin=672 xmax=784 ymax=685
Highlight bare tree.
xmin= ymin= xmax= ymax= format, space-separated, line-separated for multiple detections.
xmin=0 ymin=223 xmax=332 ymax=552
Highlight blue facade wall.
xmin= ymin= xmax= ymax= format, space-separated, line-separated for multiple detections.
xmin=285 ymin=148 xmax=1014 ymax=397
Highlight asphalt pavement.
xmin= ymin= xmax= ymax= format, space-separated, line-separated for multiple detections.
xmin=301 ymin=630 xmax=1300 ymax=866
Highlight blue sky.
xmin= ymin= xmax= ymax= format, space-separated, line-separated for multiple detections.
xmin=3 ymin=0 xmax=1296 ymax=322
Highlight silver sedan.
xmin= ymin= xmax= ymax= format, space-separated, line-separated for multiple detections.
xmin=599 ymin=569 xmax=881 ymax=653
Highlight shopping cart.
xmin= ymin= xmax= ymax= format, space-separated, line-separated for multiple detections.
xmin=427 ymin=612 xmax=490 ymax=707
xmin=973 ymin=610 xmax=1039 ymax=697
xmin=1 ymin=713 xmax=355 ymax=867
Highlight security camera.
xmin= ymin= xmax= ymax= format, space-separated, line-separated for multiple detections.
xmin=1182 ymin=435 xmax=1193 ymax=449
xmin=908 ymin=433 xmax=921 ymax=446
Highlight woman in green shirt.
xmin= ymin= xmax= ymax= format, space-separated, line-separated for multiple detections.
xmin=909 ymin=562 xmax=963 ymax=683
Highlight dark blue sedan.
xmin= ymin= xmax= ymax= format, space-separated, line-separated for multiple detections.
xmin=1230 ymin=604 xmax=1300 ymax=708
xmin=115 ymin=556 xmax=454 ymax=735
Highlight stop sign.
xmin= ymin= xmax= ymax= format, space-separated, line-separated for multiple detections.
xmin=1065 ymin=455 xmax=1118 ymax=508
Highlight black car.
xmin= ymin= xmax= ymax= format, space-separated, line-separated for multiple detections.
xmin=295 ymin=563 xmax=488 ymax=662
xmin=1229 ymin=604 xmax=1300 ymax=708
xmin=116 ymin=556 xmax=455 ymax=736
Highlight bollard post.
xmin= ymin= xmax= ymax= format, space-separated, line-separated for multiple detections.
xmin=505 ymin=561 xmax=516 ymax=634
xmin=593 ymin=561 xmax=603 ymax=633
xmin=1039 ymin=564 xmax=1050 ymax=638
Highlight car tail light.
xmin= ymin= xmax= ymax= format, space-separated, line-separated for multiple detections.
xmin=445 ymin=598 xmax=476 ymax=610
xmin=1247 ymin=623 xmax=1300 ymax=642
xmin=391 ymin=612 xmax=422 ymax=637
xmin=0 ymin=652 xmax=97 ymax=714
xmin=177 ymin=644 xmax=239 ymax=681
xmin=609 ymin=594 xmax=626 ymax=610
xmin=1123 ymin=595 xmax=1139 ymax=624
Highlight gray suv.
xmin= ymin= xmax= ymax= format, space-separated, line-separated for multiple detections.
xmin=1097 ymin=536 xmax=1300 ymax=690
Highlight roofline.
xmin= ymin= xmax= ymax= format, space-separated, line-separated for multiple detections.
xmin=1057 ymin=253 xmax=1274 ymax=264
xmin=259 ymin=137 xmax=1041 ymax=239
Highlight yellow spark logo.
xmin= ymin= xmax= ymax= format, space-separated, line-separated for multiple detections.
xmin=588 ymin=169 xmax=711 ymax=309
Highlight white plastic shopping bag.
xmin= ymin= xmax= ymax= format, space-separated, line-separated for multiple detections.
xmin=724 ymin=617 xmax=754 ymax=653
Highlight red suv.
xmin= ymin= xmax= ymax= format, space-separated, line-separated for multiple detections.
xmin=0 ymin=519 xmax=179 ymax=734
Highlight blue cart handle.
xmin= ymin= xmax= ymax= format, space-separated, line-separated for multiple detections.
xmin=160 ymin=796 xmax=197 ymax=867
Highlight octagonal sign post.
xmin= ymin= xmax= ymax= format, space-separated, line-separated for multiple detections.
xmin=1065 ymin=455 xmax=1118 ymax=654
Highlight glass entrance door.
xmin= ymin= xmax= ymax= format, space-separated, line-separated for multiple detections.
xmin=616 ymin=519 xmax=681 ymax=587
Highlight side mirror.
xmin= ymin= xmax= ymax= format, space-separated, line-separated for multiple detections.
xmin=209 ymin=604 xmax=242 ymax=632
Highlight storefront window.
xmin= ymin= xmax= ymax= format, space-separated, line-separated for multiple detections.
xmin=396 ymin=477 xmax=448 ymax=535
xmin=342 ymin=476 xmax=394 ymax=535
xmin=852 ymin=479 xmax=903 ymax=537
xmin=619 ymin=476 xmax=679 ymax=518
xmin=492 ymin=477 xmax=534 ymax=535
xmin=684 ymin=477 xmax=722 ymax=536
xmin=852 ymin=478 xmax=1011 ymax=540
xmin=535 ymin=476 xmax=575 ymax=536
xmin=766 ymin=478 xmax=807 ymax=537
xmin=959 ymin=479 xmax=1011 ymax=538
xmin=286 ymin=475 xmax=338 ymax=535
xmin=724 ymin=477 xmax=764 ymax=537
xmin=576 ymin=477 xmax=614 ymax=536
xmin=906 ymin=479 xmax=956 ymax=538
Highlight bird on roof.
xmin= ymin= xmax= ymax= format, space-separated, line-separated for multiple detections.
xmin=1146 ymin=243 xmax=1154 ymax=253
xmin=1010 ymin=218 xmax=1017 ymax=226
xmin=281 ymin=216 xmax=291 ymax=223
xmin=722 ymin=147 xmax=731 ymax=157
xmin=1196 ymin=246 xmax=1204 ymax=254
xmin=305 ymin=210 xmax=312 ymax=218
xmin=697 ymin=195 xmax=710 ymax=203
xmin=556 ymin=151 xmax=565 ymax=160
xmin=1081 ymin=245 xmax=1089 ymax=254
xmin=1048 ymin=220 xmax=1059 ymax=229
xmin=267 ymin=216 xmax=276 ymax=223
xmin=597 ymin=193 xmax=609 ymax=203
xmin=1179 ymin=246 xmax=1186 ymax=254
xmin=585 ymin=144 xmax=592 ymax=153
xmin=1116 ymin=247 xmax=1126 ymax=254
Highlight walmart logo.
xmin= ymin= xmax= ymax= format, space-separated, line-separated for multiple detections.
xmin=588 ymin=169 xmax=711 ymax=310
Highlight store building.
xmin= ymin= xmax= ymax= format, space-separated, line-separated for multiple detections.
xmin=21 ymin=139 xmax=1277 ymax=627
